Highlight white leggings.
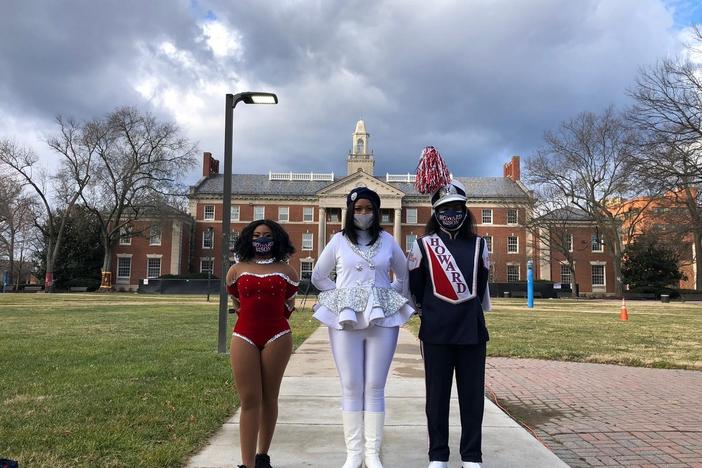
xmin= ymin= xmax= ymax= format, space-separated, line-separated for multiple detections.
xmin=328 ymin=325 xmax=399 ymax=412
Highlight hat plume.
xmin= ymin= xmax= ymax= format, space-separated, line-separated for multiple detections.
xmin=415 ymin=146 xmax=451 ymax=194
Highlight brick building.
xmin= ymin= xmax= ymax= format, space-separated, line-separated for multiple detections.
xmin=113 ymin=120 xmax=615 ymax=294
xmin=110 ymin=207 xmax=193 ymax=291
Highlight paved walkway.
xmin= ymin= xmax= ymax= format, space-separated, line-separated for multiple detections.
xmin=188 ymin=327 xmax=567 ymax=468
xmin=486 ymin=358 xmax=702 ymax=468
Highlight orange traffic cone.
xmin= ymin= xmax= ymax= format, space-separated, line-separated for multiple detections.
xmin=619 ymin=297 xmax=629 ymax=321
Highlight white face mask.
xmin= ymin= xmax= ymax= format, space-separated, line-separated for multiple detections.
xmin=354 ymin=213 xmax=374 ymax=230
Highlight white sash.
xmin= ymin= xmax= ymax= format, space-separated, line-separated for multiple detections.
xmin=421 ymin=235 xmax=481 ymax=304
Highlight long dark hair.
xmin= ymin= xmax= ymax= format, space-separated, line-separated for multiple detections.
xmin=234 ymin=219 xmax=296 ymax=262
xmin=425 ymin=206 xmax=477 ymax=239
xmin=342 ymin=201 xmax=383 ymax=246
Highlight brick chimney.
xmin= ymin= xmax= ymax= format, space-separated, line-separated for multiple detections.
xmin=503 ymin=155 xmax=520 ymax=182
xmin=202 ymin=152 xmax=220 ymax=177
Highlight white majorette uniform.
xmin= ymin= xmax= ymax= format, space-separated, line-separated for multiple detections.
xmin=312 ymin=230 xmax=415 ymax=330
xmin=313 ymin=206 xmax=414 ymax=468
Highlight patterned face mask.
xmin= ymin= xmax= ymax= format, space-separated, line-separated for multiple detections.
xmin=436 ymin=208 xmax=466 ymax=231
xmin=253 ymin=237 xmax=274 ymax=254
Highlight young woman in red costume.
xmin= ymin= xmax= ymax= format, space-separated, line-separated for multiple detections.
xmin=226 ymin=219 xmax=299 ymax=468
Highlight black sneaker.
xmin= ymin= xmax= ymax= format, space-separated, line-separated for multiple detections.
xmin=255 ymin=453 xmax=272 ymax=468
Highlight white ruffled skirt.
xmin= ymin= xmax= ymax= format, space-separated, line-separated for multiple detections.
xmin=313 ymin=286 xmax=415 ymax=330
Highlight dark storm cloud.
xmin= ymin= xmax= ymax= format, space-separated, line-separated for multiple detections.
xmin=201 ymin=0 xmax=680 ymax=177
xmin=0 ymin=0 xmax=691 ymax=180
xmin=0 ymin=0 xmax=205 ymax=120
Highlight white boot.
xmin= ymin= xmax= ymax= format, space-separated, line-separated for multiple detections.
xmin=462 ymin=463 xmax=482 ymax=468
xmin=363 ymin=411 xmax=384 ymax=468
xmin=341 ymin=411 xmax=364 ymax=468
xmin=428 ymin=462 xmax=448 ymax=468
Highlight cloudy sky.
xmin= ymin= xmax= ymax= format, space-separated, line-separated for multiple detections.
xmin=1 ymin=0 xmax=701 ymax=186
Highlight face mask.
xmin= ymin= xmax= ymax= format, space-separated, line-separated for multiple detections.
xmin=436 ymin=208 xmax=466 ymax=231
xmin=354 ymin=213 xmax=374 ymax=230
xmin=253 ymin=237 xmax=274 ymax=254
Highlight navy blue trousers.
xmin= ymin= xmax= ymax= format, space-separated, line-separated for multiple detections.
xmin=422 ymin=341 xmax=486 ymax=463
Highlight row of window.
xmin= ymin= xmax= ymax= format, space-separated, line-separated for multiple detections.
xmin=561 ymin=233 xmax=605 ymax=253
xmin=560 ymin=263 xmax=606 ymax=287
xmin=119 ymin=225 xmax=162 ymax=246
xmin=200 ymin=232 xmax=524 ymax=255
xmin=481 ymin=209 xmax=519 ymax=225
xmin=116 ymin=257 xmax=161 ymax=279
xmin=203 ymin=205 xmax=522 ymax=226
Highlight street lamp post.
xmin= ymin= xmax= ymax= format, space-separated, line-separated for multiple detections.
xmin=218 ymin=92 xmax=278 ymax=354
xmin=207 ymin=227 xmax=214 ymax=302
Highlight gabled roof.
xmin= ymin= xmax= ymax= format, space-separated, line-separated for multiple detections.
xmin=190 ymin=174 xmax=531 ymax=200
xmin=538 ymin=207 xmax=594 ymax=222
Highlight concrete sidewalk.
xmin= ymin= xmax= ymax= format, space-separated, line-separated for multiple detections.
xmin=187 ymin=326 xmax=568 ymax=468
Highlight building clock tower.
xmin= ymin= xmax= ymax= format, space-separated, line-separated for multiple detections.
xmin=346 ymin=119 xmax=375 ymax=175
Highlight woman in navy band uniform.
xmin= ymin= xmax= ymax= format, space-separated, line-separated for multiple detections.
xmin=408 ymin=179 xmax=491 ymax=468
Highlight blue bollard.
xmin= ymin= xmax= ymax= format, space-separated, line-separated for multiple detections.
xmin=527 ymin=260 xmax=534 ymax=308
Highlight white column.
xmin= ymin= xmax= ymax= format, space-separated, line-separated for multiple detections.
xmin=341 ymin=207 xmax=347 ymax=226
xmin=393 ymin=208 xmax=402 ymax=244
xmin=318 ymin=207 xmax=327 ymax=254
xmin=169 ymin=220 xmax=182 ymax=275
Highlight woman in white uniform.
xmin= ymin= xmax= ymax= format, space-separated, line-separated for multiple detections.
xmin=312 ymin=187 xmax=414 ymax=468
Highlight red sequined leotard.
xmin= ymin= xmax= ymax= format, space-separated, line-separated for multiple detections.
xmin=227 ymin=272 xmax=299 ymax=350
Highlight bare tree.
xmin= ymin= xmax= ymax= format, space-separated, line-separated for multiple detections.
xmin=0 ymin=130 xmax=93 ymax=290
xmin=524 ymin=188 xmax=588 ymax=297
xmin=627 ymin=28 xmax=702 ymax=289
xmin=79 ymin=107 xmax=197 ymax=288
xmin=526 ymin=107 xmax=645 ymax=296
xmin=0 ymin=174 xmax=34 ymax=287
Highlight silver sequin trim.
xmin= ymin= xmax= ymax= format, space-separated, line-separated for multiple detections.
xmin=317 ymin=286 xmax=408 ymax=317
xmin=344 ymin=234 xmax=382 ymax=268
xmin=232 ymin=272 xmax=299 ymax=287
xmin=232 ymin=332 xmax=257 ymax=348
xmin=264 ymin=329 xmax=292 ymax=347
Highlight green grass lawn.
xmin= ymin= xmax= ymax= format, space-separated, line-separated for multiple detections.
xmin=406 ymin=298 xmax=702 ymax=370
xmin=0 ymin=293 xmax=319 ymax=468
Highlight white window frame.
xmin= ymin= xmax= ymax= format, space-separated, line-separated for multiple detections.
xmin=253 ymin=206 xmax=265 ymax=221
xmin=507 ymin=264 xmax=520 ymax=282
xmin=507 ymin=236 xmax=519 ymax=253
xmin=278 ymin=206 xmax=289 ymax=223
xmin=565 ymin=233 xmax=573 ymax=252
xmin=116 ymin=255 xmax=132 ymax=279
xmin=592 ymin=233 xmax=604 ymax=252
xmin=149 ymin=225 xmax=162 ymax=246
xmin=204 ymin=205 xmax=215 ymax=221
xmin=300 ymin=260 xmax=314 ymax=279
xmin=146 ymin=257 xmax=161 ymax=279
xmin=507 ymin=209 xmax=518 ymax=225
xmin=119 ymin=226 xmax=131 ymax=245
xmin=484 ymin=235 xmax=493 ymax=253
xmin=591 ymin=263 xmax=606 ymax=287
xmin=405 ymin=234 xmax=417 ymax=253
xmin=230 ymin=205 xmax=240 ymax=222
xmin=381 ymin=210 xmax=391 ymax=224
xmin=200 ymin=257 xmax=214 ymax=274
xmin=302 ymin=233 xmax=313 ymax=251
xmin=482 ymin=209 xmax=493 ymax=224
xmin=406 ymin=208 xmax=418 ymax=224
xmin=560 ymin=263 xmax=572 ymax=285
xmin=303 ymin=207 xmax=314 ymax=222
xmin=203 ymin=229 xmax=214 ymax=249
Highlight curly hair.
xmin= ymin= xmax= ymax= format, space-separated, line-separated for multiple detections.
xmin=233 ymin=219 xmax=296 ymax=262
